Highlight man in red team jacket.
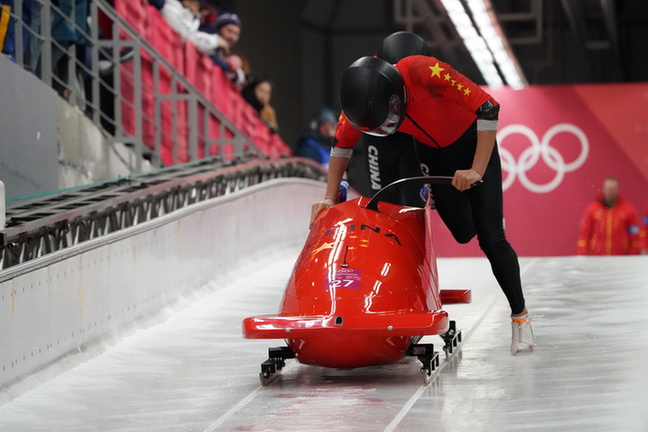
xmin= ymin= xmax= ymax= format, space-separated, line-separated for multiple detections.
xmin=310 ymin=54 xmax=534 ymax=355
xmin=577 ymin=177 xmax=642 ymax=255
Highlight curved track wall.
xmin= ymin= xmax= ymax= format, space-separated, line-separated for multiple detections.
xmin=0 ymin=179 xmax=321 ymax=388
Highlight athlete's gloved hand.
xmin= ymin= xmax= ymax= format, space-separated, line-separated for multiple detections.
xmin=452 ymin=169 xmax=483 ymax=191
xmin=309 ymin=198 xmax=336 ymax=227
xmin=338 ymin=178 xmax=350 ymax=203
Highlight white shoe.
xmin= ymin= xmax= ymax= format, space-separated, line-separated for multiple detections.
xmin=511 ymin=314 xmax=534 ymax=355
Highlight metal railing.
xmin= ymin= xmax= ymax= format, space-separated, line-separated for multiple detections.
xmin=0 ymin=157 xmax=326 ymax=273
xmin=1 ymin=2 xmax=323 ymax=273
xmin=1 ymin=0 xmax=260 ymax=171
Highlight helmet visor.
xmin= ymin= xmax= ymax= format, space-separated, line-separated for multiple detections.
xmin=354 ymin=94 xmax=403 ymax=137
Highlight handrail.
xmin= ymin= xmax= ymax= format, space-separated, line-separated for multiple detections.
xmin=364 ymin=176 xmax=453 ymax=211
xmin=0 ymin=158 xmax=326 ymax=272
xmin=2 ymin=0 xmax=285 ymax=170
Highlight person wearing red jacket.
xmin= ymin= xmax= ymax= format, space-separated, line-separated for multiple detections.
xmin=310 ymin=54 xmax=534 ymax=355
xmin=577 ymin=177 xmax=642 ymax=255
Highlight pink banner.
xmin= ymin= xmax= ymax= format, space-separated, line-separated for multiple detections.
xmin=432 ymin=83 xmax=648 ymax=257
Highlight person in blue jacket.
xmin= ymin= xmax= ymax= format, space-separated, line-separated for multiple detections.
xmin=295 ymin=108 xmax=338 ymax=169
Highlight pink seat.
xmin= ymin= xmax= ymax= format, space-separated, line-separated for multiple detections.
xmin=146 ymin=7 xmax=183 ymax=72
xmin=112 ymin=0 xmax=148 ymax=37
xmin=184 ymin=41 xmax=213 ymax=97
xmin=99 ymin=0 xmax=147 ymax=39
xmin=210 ymin=67 xmax=231 ymax=116
xmin=272 ymin=134 xmax=293 ymax=157
xmin=110 ymin=1 xmax=293 ymax=163
xmin=139 ymin=7 xmax=187 ymax=165
xmin=184 ymin=41 xmax=216 ymax=159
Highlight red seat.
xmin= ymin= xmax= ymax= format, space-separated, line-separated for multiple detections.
xmin=273 ymin=135 xmax=293 ymax=157
xmin=108 ymin=1 xmax=294 ymax=163
xmin=129 ymin=58 xmax=187 ymax=166
xmin=184 ymin=41 xmax=215 ymax=159
xmin=112 ymin=0 xmax=148 ymax=37
xmin=210 ymin=67 xmax=231 ymax=116
xmin=209 ymin=67 xmax=236 ymax=156
xmin=146 ymin=7 xmax=183 ymax=72
xmin=207 ymin=112 xmax=236 ymax=158
xmin=184 ymin=41 xmax=213 ymax=97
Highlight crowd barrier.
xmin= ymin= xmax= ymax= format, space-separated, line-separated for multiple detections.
xmin=104 ymin=0 xmax=292 ymax=164
xmin=1 ymin=0 xmax=291 ymax=170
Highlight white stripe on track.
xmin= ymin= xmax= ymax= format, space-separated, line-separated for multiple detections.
xmin=383 ymin=259 xmax=537 ymax=432
xmin=203 ymin=362 xmax=298 ymax=431
xmin=203 ymin=387 xmax=263 ymax=432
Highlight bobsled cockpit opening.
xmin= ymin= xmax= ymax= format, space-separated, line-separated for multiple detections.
xmin=364 ymin=176 xmax=453 ymax=212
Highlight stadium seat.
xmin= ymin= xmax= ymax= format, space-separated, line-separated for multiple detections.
xmin=109 ymin=0 xmax=292 ymax=163
xmin=146 ymin=7 xmax=183 ymax=73
xmin=116 ymin=0 xmax=147 ymax=34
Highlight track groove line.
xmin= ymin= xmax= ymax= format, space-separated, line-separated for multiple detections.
xmin=383 ymin=259 xmax=538 ymax=432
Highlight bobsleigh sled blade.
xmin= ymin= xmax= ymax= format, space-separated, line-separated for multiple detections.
xmin=439 ymin=289 xmax=472 ymax=305
xmin=242 ymin=310 xmax=449 ymax=339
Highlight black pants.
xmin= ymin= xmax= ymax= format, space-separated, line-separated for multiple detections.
xmin=415 ymin=123 xmax=526 ymax=314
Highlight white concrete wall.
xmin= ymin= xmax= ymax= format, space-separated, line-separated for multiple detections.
xmin=57 ymin=100 xmax=152 ymax=189
xmin=0 ymin=55 xmax=148 ymax=200
xmin=0 ymin=56 xmax=59 ymax=199
xmin=0 ymin=178 xmax=323 ymax=388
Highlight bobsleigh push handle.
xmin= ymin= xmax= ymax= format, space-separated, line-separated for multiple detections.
xmin=365 ymin=176 xmax=453 ymax=211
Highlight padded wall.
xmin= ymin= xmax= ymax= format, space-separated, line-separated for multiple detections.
xmin=431 ymin=83 xmax=648 ymax=257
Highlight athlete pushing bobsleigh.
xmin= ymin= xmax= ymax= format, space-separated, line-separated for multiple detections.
xmin=310 ymin=31 xmax=534 ymax=356
xmin=243 ymin=32 xmax=532 ymax=386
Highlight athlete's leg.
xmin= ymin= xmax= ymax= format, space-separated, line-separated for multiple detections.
xmin=416 ymin=123 xmax=526 ymax=314
xmin=466 ymin=145 xmax=526 ymax=314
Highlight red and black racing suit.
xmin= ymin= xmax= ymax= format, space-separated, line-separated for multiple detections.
xmin=334 ymin=55 xmax=526 ymax=314
xmin=356 ymin=132 xmax=422 ymax=206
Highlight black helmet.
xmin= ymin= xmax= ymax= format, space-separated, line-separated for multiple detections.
xmin=378 ymin=31 xmax=430 ymax=64
xmin=339 ymin=56 xmax=406 ymax=137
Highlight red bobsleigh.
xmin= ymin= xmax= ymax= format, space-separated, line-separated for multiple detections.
xmin=242 ymin=177 xmax=471 ymax=384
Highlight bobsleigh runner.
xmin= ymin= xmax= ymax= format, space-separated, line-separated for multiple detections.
xmin=242 ymin=177 xmax=471 ymax=385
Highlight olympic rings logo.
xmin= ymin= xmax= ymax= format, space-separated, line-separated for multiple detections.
xmin=498 ymin=123 xmax=589 ymax=193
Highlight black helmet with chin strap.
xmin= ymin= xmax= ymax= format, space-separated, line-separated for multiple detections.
xmin=339 ymin=56 xmax=406 ymax=137
xmin=378 ymin=31 xmax=430 ymax=64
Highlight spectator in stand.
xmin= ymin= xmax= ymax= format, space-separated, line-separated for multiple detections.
xmin=199 ymin=7 xmax=245 ymax=85
xmin=161 ymin=0 xmax=228 ymax=62
xmin=1 ymin=0 xmax=35 ymax=63
xmin=295 ymin=108 xmax=338 ymax=169
xmin=242 ymin=74 xmax=278 ymax=133
xmin=50 ymin=0 xmax=90 ymax=107
xmin=198 ymin=0 xmax=217 ymax=24
xmin=577 ymin=176 xmax=642 ymax=255
xmin=148 ymin=0 xmax=165 ymax=10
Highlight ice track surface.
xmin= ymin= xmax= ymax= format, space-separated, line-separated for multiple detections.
xmin=1 ymin=249 xmax=647 ymax=432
